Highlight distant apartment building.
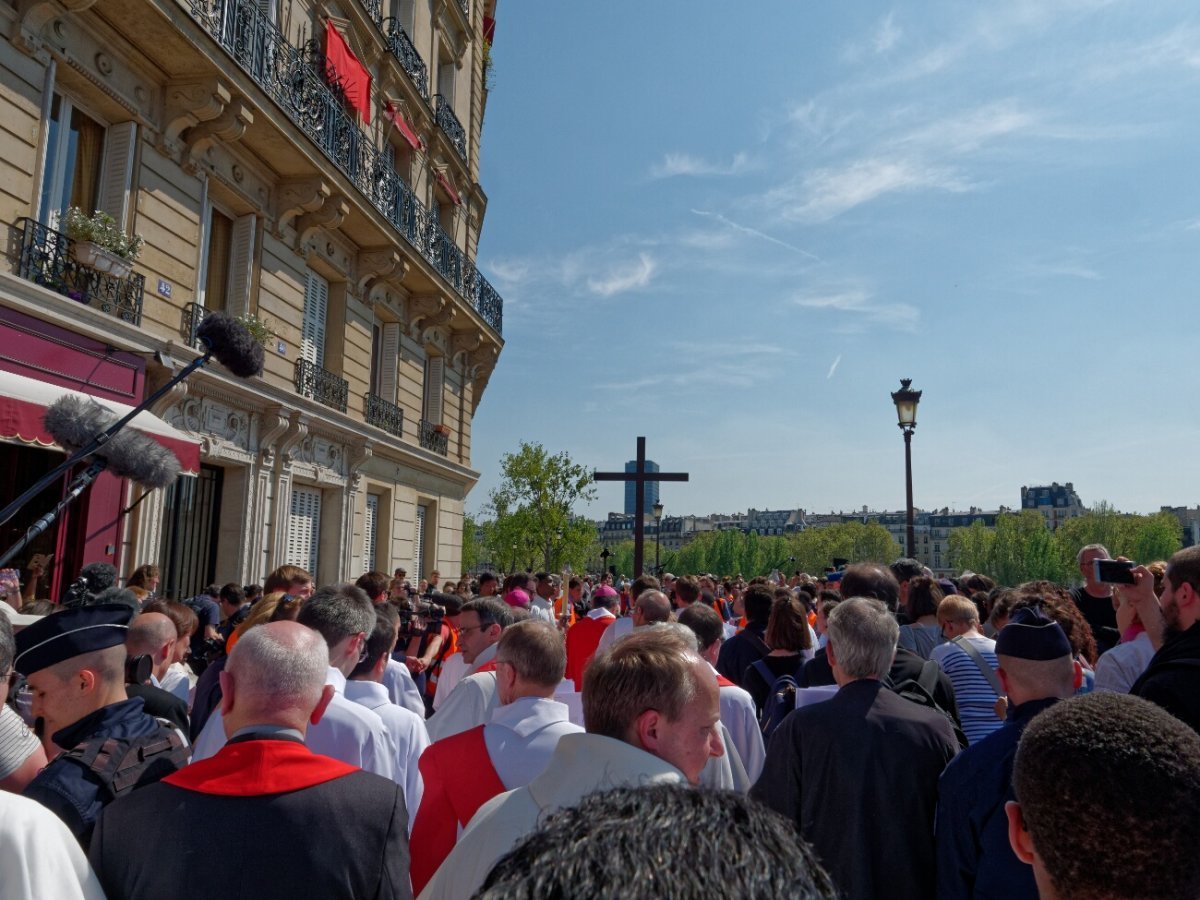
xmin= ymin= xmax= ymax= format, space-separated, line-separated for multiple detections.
xmin=745 ymin=507 xmax=805 ymax=535
xmin=1021 ymin=482 xmax=1085 ymax=530
xmin=1162 ymin=505 xmax=1200 ymax=548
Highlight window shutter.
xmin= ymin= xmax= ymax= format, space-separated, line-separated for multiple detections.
xmin=414 ymin=503 xmax=427 ymax=580
xmin=380 ymin=322 xmax=401 ymax=404
xmin=423 ymin=355 xmax=444 ymax=424
xmin=364 ymin=492 xmax=380 ymax=569
xmin=96 ymin=121 xmax=137 ymax=228
xmin=287 ymin=487 xmax=322 ymax=579
xmin=224 ymin=213 xmax=256 ymax=318
xmin=301 ymin=270 xmax=329 ymax=367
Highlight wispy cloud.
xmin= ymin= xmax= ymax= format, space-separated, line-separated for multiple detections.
xmin=826 ymin=354 xmax=842 ymax=379
xmin=793 ymin=288 xmax=919 ymax=332
xmin=874 ymin=12 xmax=902 ymax=53
xmin=690 ymin=209 xmax=821 ymax=259
xmin=587 ymin=253 xmax=657 ymax=297
xmin=649 ymin=152 xmax=754 ymax=179
xmin=766 ymin=159 xmax=974 ymax=223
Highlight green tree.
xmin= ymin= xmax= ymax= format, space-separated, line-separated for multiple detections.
xmin=482 ymin=442 xmax=597 ymax=572
xmin=461 ymin=512 xmax=480 ymax=573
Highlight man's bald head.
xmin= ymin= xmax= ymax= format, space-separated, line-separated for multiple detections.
xmin=221 ymin=621 xmax=331 ymax=734
xmin=635 ymin=590 xmax=672 ymax=625
xmin=126 ymin=612 xmax=177 ymax=658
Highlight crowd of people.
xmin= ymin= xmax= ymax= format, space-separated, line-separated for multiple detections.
xmin=2 ymin=541 xmax=1200 ymax=899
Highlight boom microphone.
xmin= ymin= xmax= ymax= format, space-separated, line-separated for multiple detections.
xmin=43 ymin=397 xmax=180 ymax=489
xmin=196 ymin=311 xmax=265 ymax=378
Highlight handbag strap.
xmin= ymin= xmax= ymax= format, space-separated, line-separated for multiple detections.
xmin=953 ymin=636 xmax=1004 ymax=696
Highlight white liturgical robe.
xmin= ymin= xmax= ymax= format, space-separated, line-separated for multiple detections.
xmin=383 ymin=657 xmax=428 ymax=717
xmin=192 ymin=667 xmax=396 ymax=780
xmin=0 ymin=792 xmax=106 ymax=900
xmin=344 ymin=678 xmax=430 ymax=822
xmin=483 ymin=696 xmax=583 ymax=789
xmin=713 ymin=664 xmax=766 ymax=783
xmin=594 ymin=615 xmax=634 ymax=656
xmin=418 ymin=732 xmax=687 ymax=900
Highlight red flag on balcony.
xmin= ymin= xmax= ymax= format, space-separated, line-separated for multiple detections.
xmin=324 ymin=21 xmax=371 ymax=123
xmin=384 ymin=101 xmax=422 ymax=151
xmin=483 ymin=16 xmax=496 ymax=45
xmin=435 ymin=171 xmax=462 ymax=206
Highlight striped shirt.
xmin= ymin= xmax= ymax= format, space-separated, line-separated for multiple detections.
xmin=0 ymin=705 xmax=40 ymax=780
xmin=931 ymin=635 xmax=1003 ymax=745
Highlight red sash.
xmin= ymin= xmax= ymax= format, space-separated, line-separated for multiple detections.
xmin=716 ymin=674 xmax=736 ymax=688
xmin=163 ymin=739 xmax=356 ymax=796
xmin=409 ymin=725 xmax=506 ymax=895
xmin=474 ymin=660 xmax=497 ymax=674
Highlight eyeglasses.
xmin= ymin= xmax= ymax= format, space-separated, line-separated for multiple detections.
xmin=457 ymin=625 xmax=483 ymax=636
xmin=2 ymin=670 xmax=18 ymax=689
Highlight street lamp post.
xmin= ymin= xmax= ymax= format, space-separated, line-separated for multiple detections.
xmin=890 ymin=379 xmax=923 ymax=559
xmin=510 ymin=542 xmax=518 ymax=575
xmin=652 ymin=501 xmax=664 ymax=575
xmin=554 ymin=528 xmax=563 ymax=570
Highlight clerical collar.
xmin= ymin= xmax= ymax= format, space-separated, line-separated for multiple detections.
xmin=230 ymin=724 xmax=304 ymax=741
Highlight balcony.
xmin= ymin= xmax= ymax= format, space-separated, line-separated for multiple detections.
xmin=364 ymin=393 xmax=404 ymax=437
xmin=419 ymin=418 xmax=448 ymax=455
xmin=13 ymin=218 xmax=144 ymax=325
xmin=295 ymin=358 xmax=349 ymax=412
xmin=434 ymin=94 xmax=467 ymax=161
xmin=188 ymin=0 xmax=503 ymax=336
xmin=382 ymin=19 xmax=428 ymax=97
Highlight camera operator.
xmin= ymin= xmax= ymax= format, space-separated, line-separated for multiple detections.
xmin=404 ymin=593 xmax=462 ymax=716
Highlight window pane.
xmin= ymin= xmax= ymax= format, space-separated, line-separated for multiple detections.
xmin=204 ymin=210 xmax=233 ymax=311
xmin=68 ymin=105 xmax=104 ymax=215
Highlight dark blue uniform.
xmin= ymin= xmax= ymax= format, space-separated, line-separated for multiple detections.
xmin=23 ymin=697 xmax=177 ymax=848
xmin=935 ymin=697 xmax=1058 ymax=900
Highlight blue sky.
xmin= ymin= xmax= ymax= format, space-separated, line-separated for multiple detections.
xmin=469 ymin=1 xmax=1200 ymax=520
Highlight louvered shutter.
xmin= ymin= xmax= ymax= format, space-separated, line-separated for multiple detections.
xmin=224 ymin=213 xmax=256 ymax=318
xmin=380 ymin=322 xmax=401 ymax=404
xmin=423 ymin=355 xmax=444 ymax=424
xmin=302 ymin=270 xmax=329 ymax=367
xmin=364 ymin=492 xmax=380 ymax=570
xmin=414 ymin=503 xmax=427 ymax=580
xmin=96 ymin=121 xmax=137 ymax=228
xmin=287 ymin=487 xmax=322 ymax=579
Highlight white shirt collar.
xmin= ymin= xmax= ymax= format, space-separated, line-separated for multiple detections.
xmin=325 ymin=666 xmax=347 ymax=693
xmin=469 ymin=641 xmax=499 ymax=674
xmin=587 ymin=608 xmax=616 ymax=621
xmin=490 ymin=695 xmax=571 ymax=737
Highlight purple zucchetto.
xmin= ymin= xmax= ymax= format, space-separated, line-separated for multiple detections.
xmin=995 ymin=606 xmax=1072 ymax=661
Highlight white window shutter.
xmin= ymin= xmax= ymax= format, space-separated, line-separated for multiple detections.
xmin=96 ymin=121 xmax=137 ymax=228
xmin=224 ymin=213 xmax=256 ymax=318
xmin=364 ymin=492 xmax=380 ymax=570
xmin=380 ymin=322 xmax=400 ymax=404
xmin=414 ymin=503 xmax=427 ymax=580
xmin=423 ymin=355 xmax=444 ymax=424
xmin=302 ymin=270 xmax=329 ymax=368
xmin=287 ymin=487 xmax=322 ymax=579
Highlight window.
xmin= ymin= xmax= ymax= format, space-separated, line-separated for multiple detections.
xmin=370 ymin=320 xmax=401 ymax=402
xmin=414 ymin=502 xmax=427 ymax=579
xmin=437 ymin=60 xmax=455 ymax=105
xmin=364 ymin=492 xmax=380 ymax=570
xmin=423 ymin=354 xmax=444 ymax=424
xmin=199 ymin=207 xmax=256 ymax=315
xmin=39 ymin=97 xmax=135 ymax=228
xmin=301 ymin=269 xmax=329 ymax=367
xmin=287 ymin=487 xmax=322 ymax=579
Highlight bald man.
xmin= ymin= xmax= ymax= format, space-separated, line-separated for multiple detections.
xmin=90 ymin=622 xmax=413 ymax=900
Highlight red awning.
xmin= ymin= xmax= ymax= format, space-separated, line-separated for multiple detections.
xmin=0 ymin=369 xmax=200 ymax=475
xmin=435 ymin=171 xmax=462 ymax=206
xmin=385 ymin=101 xmax=422 ymax=151
xmin=325 ymin=22 xmax=372 ymax=123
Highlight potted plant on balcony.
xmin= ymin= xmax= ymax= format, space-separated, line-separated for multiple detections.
xmin=432 ymin=423 xmax=451 ymax=436
xmin=235 ymin=313 xmax=274 ymax=348
xmin=62 ymin=208 xmax=144 ymax=279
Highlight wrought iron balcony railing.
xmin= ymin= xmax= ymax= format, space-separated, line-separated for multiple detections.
xmin=365 ymin=393 xmax=405 ymax=437
xmin=419 ymin=418 xmax=449 ymax=455
xmin=14 ymin=218 xmax=144 ymax=325
xmin=295 ymin=358 xmax=349 ymax=412
xmin=381 ymin=18 xmax=428 ymax=97
xmin=433 ymin=93 xmax=467 ymax=161
xmin=188 ymin=0 xmax=503 ymax=336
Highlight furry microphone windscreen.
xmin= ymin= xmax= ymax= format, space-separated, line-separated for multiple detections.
xmin=43 ymin=396 xmax=181 ymax=489
xmin=196 ymin=311 xmax=265 ymax=378
xmin=80 ymin=562 xmax=118 ymax=593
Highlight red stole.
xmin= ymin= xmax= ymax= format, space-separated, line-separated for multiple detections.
xmin=474 ymin=660 xmax=497 ymax=674
xmin=716 ymin=674 xmax=736 ymax=688
xmin=565 ymin=616 xmax=614 ymax=691
xmin=163 ymin=739 xmax=356 ymax=796
xmin=410 ymin=725 xmax=506 ymax=895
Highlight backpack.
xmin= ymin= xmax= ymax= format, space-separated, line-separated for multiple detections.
xmin=751 ymin=659 xmax=800 ymax=740
xmin=886 ymin=659 xmax=969 ymax=749
xmin=63 ymin=719 xmax=191 ymax=803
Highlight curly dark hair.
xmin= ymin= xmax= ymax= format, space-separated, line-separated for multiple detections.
xmin=1013 ymin=693 xmax=1200 ymax=900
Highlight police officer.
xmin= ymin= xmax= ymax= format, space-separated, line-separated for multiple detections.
xmin=15 ymin=603 xmax=189 ymax=848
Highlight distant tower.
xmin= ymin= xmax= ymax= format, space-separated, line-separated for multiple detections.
xmin=624 ymin=459 xmax=660 ymax=516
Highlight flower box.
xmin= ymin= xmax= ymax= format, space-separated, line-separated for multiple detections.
xmin=71 ymin=240 xmax=134 ymax=279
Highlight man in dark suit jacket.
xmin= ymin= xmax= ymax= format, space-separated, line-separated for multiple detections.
xmin=89 ymin=621 xmax=412 ymax=900
xmin=752 ymin=597 xmax=959 ymax=900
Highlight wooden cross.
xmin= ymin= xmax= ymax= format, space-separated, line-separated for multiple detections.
xmin=594 ymin=436 xmax=689 ymax=578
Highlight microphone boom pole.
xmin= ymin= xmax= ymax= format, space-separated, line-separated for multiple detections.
xmin=0 ymin=460 xmax=105 ymax=569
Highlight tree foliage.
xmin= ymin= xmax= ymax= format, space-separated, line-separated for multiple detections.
xmin=476 ymin=442 xmax=597 ymax=573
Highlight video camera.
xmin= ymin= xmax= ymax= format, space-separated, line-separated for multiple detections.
xmin=398 ymin=600 xmax=445 ymax=642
